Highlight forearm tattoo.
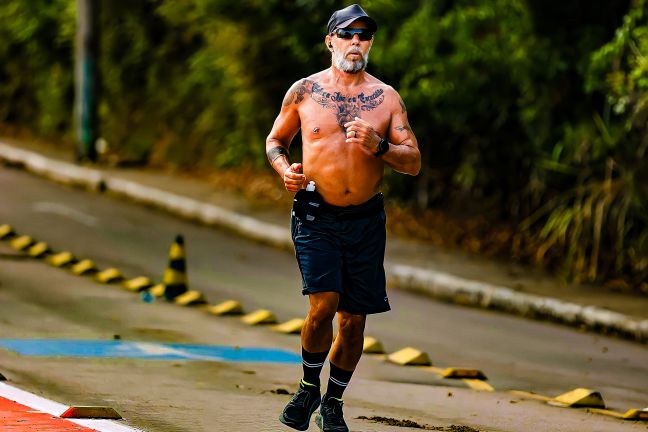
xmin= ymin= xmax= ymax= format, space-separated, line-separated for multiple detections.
xmin=284 ymin=79 xmax=386 ymax=131
xmin=267 ymin=146 xmax=289 ymax=164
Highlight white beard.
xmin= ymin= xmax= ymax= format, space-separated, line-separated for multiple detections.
xmin=333 ymin=46 xmax=371 ymax=73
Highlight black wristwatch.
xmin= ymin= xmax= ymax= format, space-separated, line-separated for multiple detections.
xmin=373 ymin=137 xmax=389 ymax=157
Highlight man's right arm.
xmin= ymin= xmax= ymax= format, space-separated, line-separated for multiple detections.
xmin=266 ymin=80 xmax=307 ymax=191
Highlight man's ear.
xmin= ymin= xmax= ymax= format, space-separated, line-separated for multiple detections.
xmin=325 ymin=35 xmax=333 ymax=51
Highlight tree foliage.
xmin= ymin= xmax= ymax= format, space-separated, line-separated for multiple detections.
xmin=523 ymin=0 xmax=647 ymax=285
xmin=0 ymin=0 xmax=645 ymax=287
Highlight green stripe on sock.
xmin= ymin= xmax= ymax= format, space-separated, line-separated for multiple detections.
xmin=301 ymin=379 xmax=318 ymax=387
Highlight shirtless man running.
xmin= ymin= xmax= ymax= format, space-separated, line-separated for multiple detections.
xmin=266 ymin=4 xmax=420 ymax=431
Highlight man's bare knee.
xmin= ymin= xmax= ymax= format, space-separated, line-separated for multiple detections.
xmin=338 ymin=312 xmax=366 ymax=340
xmin=307 ymin=292 xmax=338 ymax=324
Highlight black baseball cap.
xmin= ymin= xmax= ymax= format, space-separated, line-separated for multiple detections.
xmin=327 ymin=4 xmax=377 ymax=35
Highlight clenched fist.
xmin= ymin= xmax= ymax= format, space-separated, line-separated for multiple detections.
xmin=344 ymin=116 xmax=381 ymax=153
xmin=284 ymin=162 xmax=306 ymax=192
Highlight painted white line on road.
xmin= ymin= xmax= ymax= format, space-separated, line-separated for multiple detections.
xmin=32 ymin=201 xmax=98 ymax=227
xmin=0 ymin=381 xmax=67 ymax=413
xmin=0 ymin=382 xmax=145 ymax=432
xmin=131 ymin=342 xmax=219 ymax=361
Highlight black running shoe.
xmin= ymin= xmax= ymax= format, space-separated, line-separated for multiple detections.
xmin=315 ymin=396 xmax=348 ymax=432
xmin=279 ymin=381 xmax=321 ymax=431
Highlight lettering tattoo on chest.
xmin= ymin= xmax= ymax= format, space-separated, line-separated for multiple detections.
xmin=284 ymin=79 xmax=385 ymax=131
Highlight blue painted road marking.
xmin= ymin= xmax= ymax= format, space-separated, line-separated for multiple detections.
xmin=0 ymin=339 xmax=300 ymax=364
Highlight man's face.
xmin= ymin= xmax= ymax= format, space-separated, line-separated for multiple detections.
xmin=327 ymin=20 xmax=373 ymax=74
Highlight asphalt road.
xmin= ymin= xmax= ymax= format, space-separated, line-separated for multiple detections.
xmin=5 ymin=242 xmax=647 ymax=432
xmin=1 ymin=164 xmax=647 ymax=415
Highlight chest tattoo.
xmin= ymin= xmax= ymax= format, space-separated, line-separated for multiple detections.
xmin=286 ymin=79 xmax=385 ymax=130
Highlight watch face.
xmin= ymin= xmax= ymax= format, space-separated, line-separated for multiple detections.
xmin=374 ymin=138 xmax=388 ymax=156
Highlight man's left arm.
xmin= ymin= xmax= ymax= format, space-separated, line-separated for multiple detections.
xmin=380 ymin=94 xmax=421 ymax=175
xmin=344 ymin=91 xmax=421 ymax=176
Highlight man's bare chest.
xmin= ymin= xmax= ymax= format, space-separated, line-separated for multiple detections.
xmin=296 ymin=79 xmax=391 ymax=135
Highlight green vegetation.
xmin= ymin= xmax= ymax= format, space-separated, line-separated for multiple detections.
xmin=0 ymin=0 xmax=645 ymax=288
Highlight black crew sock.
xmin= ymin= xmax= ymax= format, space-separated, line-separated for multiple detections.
xmin=301 ymin=347 xmax=328 ymax=388
xmin=324 ymin=362 xmax=354 ymax=401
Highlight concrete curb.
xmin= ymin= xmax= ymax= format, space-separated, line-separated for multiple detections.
xmin=387 ymin=265 xmax=648 ymax=343
xmin=1 ymin=141 xmax=646 ymax=343
xmin=103 ymin=177 xmax=292 ymax=250
xmin=0 ymin=143 xmax=103 ymax=191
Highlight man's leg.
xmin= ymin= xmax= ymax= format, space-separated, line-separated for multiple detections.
xmin=326 ymin=311 xmax=366 ymax=398
xmin=280 ymin=292 xmax=338 ymax=430
xmin=316 ymin=311 xmax=365 ymax=432
xmin=301 ymin=292 xmax=339 ymax=385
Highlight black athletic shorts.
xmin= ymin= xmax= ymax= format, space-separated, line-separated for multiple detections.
xmin=290 ymin=189 xmax=390 ymax=315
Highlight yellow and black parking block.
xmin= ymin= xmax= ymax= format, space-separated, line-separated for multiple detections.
xmin=28 ymin=242 xmax=50 ymax=258
xmin=511 ymin=388 xmax=605 ymax=408
xmin=386 ymin=347 xmax=432 ymax=366
xmin=362 ymin=336 xmax=385 ymax=354
xmin=207 ymin=300 xmax=244 ymax=316
xmin=48 ymin=251 xmax=76 ymax=268
xmin=174 ymin=290 xmax=206 ymax=306
xmin=71 ymin=259 xmax=98 ymax=276
xmin=123 ymin=276 xmax=154 ymax=292
xmin=95 ymin=268 xmax=124 ymax=284
xmin=548 ymin=388 xmax=605 ymax=408
xmin=10 ymin=235 xmax=34 ymax=251
xmin=273 ymin=318 xmax=304 ymax=334
xmin=0 ymin=224 xmax=14 ymax=240
xmin=242 ymin=309 xmax=277 ymax=325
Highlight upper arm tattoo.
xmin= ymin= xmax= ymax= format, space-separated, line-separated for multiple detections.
xmin=398 ymin=96 xmax=407 ymax=114
xmin=282 ymin=81 xmax=310 ymax=106
xmin=282 ymin=78 xmax=386 ymax=131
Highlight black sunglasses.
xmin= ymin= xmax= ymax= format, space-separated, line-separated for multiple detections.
xmin=334 ymin=28 xmax=374 ymax=41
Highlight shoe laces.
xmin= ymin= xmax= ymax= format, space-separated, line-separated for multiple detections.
xmin=323 ymin=398 xmax=344 ymax=421
xmin=289 ymin=387 xmax=312 ymax=408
